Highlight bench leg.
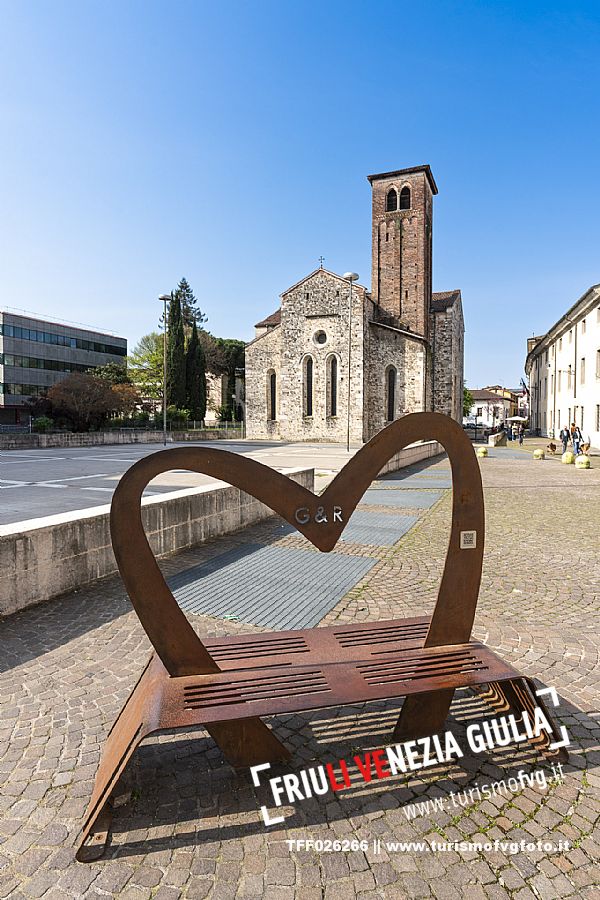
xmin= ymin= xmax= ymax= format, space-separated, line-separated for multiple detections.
xmin=76 ymin=658 xmax=159 ymax=862
xmin=476 ymin=679 xmax=568 ymax=763
xmin=206 ymin=719 xmax=291 ymax=768
xmin=496 ymin=678 xmax=568 ymax=763
xmin=392 ymin=688 xmax=455 ymax=741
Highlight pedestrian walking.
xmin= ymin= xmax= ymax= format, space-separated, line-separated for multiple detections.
xmin=560 ymin=425 xmax=570 ymax=454
xmin=572 ymin=424 xmax=583 ymax=455
xmin=518 ymin=423 xmax=524 ymax=446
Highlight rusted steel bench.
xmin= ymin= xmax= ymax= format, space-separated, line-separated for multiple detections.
xmin=77 ymin=413 xmax=566 ymax=861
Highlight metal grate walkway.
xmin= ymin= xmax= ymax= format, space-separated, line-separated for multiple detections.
xmin=169 ymin=543 xmax=376 ymax=629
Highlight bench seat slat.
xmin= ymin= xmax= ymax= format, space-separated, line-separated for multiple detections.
xmin=155 ymin=641 xmax=520 ymax=727
xmin=203 ymin=616 xmax=432 ymax=670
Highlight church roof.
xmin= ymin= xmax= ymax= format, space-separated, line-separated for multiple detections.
xmin=280 ymin=267 xmax=368 ymax=297
xmin=367 ymin=165 xmax=438 ymax=195
xmin=254 ymin=309 xmax=281 ymax=328
xmin=431 ymin=289 xmax=461 ymax=311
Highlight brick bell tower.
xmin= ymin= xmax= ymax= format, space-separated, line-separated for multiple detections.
xmin=367 ymin=165 xmax=437 ymax=339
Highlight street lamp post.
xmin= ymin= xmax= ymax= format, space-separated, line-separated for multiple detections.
xmin=343 ymin=272 xmax=359 ymax=453
xmin=158 ymin=293 xmax=171 ymax=447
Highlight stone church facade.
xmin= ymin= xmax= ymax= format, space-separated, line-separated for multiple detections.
xmin=245 ymin=165 xmax=464 ymax=442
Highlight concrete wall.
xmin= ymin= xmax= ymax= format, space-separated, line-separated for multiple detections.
xmin=0 ymin=468 xmax=313 ymax=617
xmin=0 ymin=428 xmax=242 ymax=450
xmin=377 ymin=439 xmax=443 ymax=475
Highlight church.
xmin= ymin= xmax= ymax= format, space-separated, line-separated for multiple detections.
xmin=245 ymin=165 xmax=464 ymax=442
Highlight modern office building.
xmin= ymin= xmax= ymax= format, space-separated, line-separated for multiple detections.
xmin=525 ymin=283 xmax=600 ymax=445
xmin=0 ymin=310 xmax=127 ymax=424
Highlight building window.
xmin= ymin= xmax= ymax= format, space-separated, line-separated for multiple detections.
xmin=559 ymin=337 xmax=563 ymax=350
xmin=596 ymin=405 xmax=600 ymax=431
xmin=580 ymin=406 xmax=584 ymax=428
xmin=386 ymin=188 xmax=398 ymax=212
xmin=303 ymin=356 xmax=313 ymax=417
xmin=558 ymin=371 xmax=562 ymax=392
xmin=569 ymin=329 xmax=573 ymax=343
xmin=267 ymin=370 xmax=276 ymax=421
xmin=326 ymin=355 xmax=338 ymax=417
xmin=582 ymin=318 xmax=586 ymax=334
xmin=0 ymin=323 xmax=125 ymax=355
xmin=581 ymin=358 xmax=586 ymax=384
xmin=314 ymin=330 xmax=327 ymax=345
xmin=596 ymin=349 xmax=600 ymax=379
xmin=386 ymin=366 xmax=397 ymax=422
xmin=568 ymin=368 xmax=572 ymax=390
xmin=399 ymin=186 xmax=411 ymax=210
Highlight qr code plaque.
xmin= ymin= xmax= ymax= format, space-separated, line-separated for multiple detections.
xmin=460 ymin=530 xmax=477 ymax=549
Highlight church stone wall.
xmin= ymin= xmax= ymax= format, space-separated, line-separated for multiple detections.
xmin=365 ymin=323 xmax=426 ymax=439
xmin=278 ymin=271 xmax=366 ymax=443
xmin=431 ymin=300 xmax=464 ymax=422
xmin=245 ymin=326 xmax=281 ymax=439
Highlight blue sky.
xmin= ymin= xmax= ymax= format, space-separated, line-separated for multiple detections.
xmin=1 ymin=0 xmax=598 ymax=387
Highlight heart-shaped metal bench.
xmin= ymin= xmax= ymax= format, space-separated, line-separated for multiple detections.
xmin=76 ymin=412 xmax=566 ymax=861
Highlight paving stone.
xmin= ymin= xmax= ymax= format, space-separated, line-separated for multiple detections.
xmin=0 ymin=450 xmax=599 ymax=898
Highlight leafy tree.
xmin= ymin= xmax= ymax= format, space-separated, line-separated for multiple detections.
xmin=32 ymin=416 xmax=53 ymax=433
xmin=185 ymin=321 xmax=207 ymax=421
xmin=174 ymin=277 xmax=207 ymax=332
xmin=47 ymin=373 xmax=118 ymax=431
xmin=111 ymin=383 xmax=141 ymax=416
xmin=167 ymin=295 xmax=187 ymax=408
xmin=128 ymin=332 xmax=163 ymax=403
xmin=93 ymin=362 xmax=131 ymax=385
xmin=463 ymin=386 xmax=474 ymax=418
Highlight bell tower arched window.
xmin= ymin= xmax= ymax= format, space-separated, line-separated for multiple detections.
xmin=386 ymin=188 xmax=398 ymax=212
xmin=386 ymin=366 xmax=397 ymax=422
xmin=399 ymin=186 xmax=411 ymax=210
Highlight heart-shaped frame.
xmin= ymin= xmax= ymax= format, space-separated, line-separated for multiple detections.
xmin=110 ymin=412 xmax=484 ymax=677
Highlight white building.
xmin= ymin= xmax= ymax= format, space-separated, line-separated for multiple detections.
xmin=466 ymin=389 xmax=512 ymax=429
xmin=525 ymin=284 xmax=600 ymax=446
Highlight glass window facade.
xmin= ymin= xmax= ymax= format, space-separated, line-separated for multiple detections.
xmin=0 ymin=323 xmax=126 ymax=356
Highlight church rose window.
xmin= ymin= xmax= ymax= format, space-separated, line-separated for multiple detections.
xmin=386 ymin=366 xmax=397 ymax=421
xmin=399 ymin=186 xmax=411 ymax=210
xmin=386 ymin=188 xmax=398 ymax=212
xmin=314 ymin=330 xmax=327 ymax=345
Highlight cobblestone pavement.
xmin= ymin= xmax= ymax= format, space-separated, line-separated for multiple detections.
xmin=0 ymin=448 xmax=599 ymax=899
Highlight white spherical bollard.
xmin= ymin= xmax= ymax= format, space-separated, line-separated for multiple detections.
xmin=575 ymin=454 xmax=591 ymax=469
xmin=533 ymin=448 xmax=545 ymax=460
xmin=476 ymin=446 xmax=488 ymax=458
xmin=561 ymin=451 xmax=575 ymax=465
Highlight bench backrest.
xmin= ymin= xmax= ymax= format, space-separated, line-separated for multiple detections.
xmin=110 ymin=412 xmax=484 ymax=677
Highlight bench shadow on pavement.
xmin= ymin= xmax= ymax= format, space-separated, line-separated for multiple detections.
xmin=101 ymin=684 xmax=598 ymax=859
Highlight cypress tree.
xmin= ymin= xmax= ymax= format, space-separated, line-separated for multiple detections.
xmin=185 ymin=321 xmax=207 ymax=421
xmin=167 ymin=295 xmax=186 ymax=408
